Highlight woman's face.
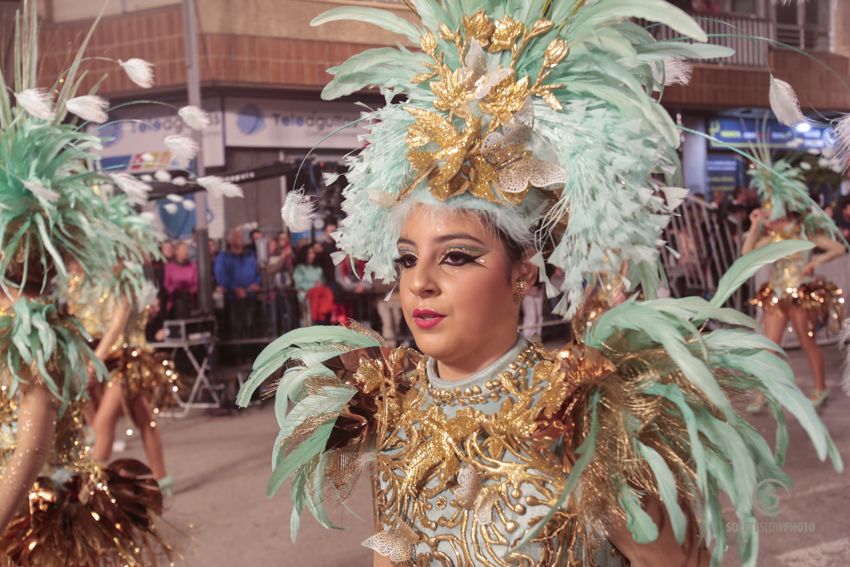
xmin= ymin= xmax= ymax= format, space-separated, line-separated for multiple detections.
xmin=764 ymin=212 xmax=789 ymax=232
xmin=306 ymin=249 xmax=316 ymax=264
xmin=161 ymin=241 xmax=174 ymax=259
xmin=397 ymin=205 xmax=533 ymax=378
xmin=175 ymin=243 xmax=190 ymax=262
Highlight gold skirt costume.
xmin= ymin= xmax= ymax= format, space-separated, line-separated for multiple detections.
xmin=749 ymin=233 xmax=845 ymax=334
xmin=751 ymin=279 xmax=845 ymax=335
xmin=103 ymin=342 xmax=182 ymax=416
xmin=0 ymin=391 xmax=171 ymax=566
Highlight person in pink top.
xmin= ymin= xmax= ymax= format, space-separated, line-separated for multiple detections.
xmin=163 ymin=241 xmax=198 ymax=317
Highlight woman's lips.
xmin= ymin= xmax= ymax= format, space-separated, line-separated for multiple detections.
xmin=412 ymin=308 xmax=446 ymax=330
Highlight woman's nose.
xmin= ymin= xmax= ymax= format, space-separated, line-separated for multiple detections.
xmin=406 ymin=261 xmax=439 ymax=299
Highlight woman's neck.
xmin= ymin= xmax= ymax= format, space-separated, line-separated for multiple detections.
xmin=435 ymin=333 xmax=521 ymax=382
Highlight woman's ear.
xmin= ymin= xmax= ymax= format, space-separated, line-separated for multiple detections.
xmin=514 ymin=250 xmax=538 ymax=288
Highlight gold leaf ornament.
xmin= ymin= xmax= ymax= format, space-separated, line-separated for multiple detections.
xmin=530 ymin=19 xmax=555 ymax=38
xmin=431 ymin=67 xmax=474 ymax=113
xmin=479 ymin=76 xmax=531 ymax=126
xmin=543 ymin=38 xmax=570 ymax=70
xmin=419 ymin=32 xmax=438 ymax=56
xmin=489 ymin=16 xmax=525 ymax=53
xmin=462 ymin=11 xmax=495 ymax=47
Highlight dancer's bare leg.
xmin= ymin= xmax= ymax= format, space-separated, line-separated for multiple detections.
xmin=91 ymin=382 xmax=124 ymax=463
xmin=0 ymin=384 xmax=58 ymax=530
xmin=788 ymin=308 xmax=827 ymax=392
xmin=129 ymin=395 xmax=167 ymax=480
xmin=762 ymin=309 xmax=788 ymax=346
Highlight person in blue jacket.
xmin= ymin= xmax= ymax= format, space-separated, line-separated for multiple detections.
xmin=215 ymin=228 xmax=261 ymax=343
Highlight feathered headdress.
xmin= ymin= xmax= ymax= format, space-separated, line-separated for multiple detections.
xmin=0 ymin=2 xmax=143 ymax=299
xmin=747 ymin=123 xmax=837 ymax=237
xmin=311 ymin=0 xmax=732 ymax=317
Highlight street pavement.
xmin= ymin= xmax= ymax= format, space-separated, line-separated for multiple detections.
xmin=125 ymin=345 xmax=850 ymax=566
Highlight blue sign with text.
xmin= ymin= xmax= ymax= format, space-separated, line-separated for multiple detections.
xmin=708 ymin=118 xmax=834 ymax=151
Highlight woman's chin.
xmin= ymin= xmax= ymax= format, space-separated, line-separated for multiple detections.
xmin=411 ymin=333 xmax=454 ymax=361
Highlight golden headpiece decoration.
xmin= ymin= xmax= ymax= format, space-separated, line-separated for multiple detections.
xmin=399 ymin=12 xmax=569 ymax=205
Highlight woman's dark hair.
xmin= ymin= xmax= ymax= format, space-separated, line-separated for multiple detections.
xmin=496 ymin=228 xmax=525 ymax=265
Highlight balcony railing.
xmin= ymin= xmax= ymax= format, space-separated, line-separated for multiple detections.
xmin=776 ymin=23 xmax=831 ymax=51
xmin=647 ymin=13 xmax=772 ymax=67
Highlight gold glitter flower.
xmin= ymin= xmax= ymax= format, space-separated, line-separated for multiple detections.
xmin=462 ymin=11 xmax=495 ymax=47
xmin=489 ymin=16 xmax=524 ymax=52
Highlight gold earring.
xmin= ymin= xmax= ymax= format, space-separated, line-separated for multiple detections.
xmin=513 ymin=279 xmax=527 ymax=302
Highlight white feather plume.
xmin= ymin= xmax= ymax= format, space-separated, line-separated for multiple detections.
xmin=16 ymin=88 xmax=55 ymax=121
xmin=663 ymin=59 xmax=693 ymax=86
xmin=66 ymin=95 xmax=109 ymax=123
xmin=110 ymin=173 xmax=152 ymax=206
xmin=164 ymin=134 xmax=199 ymax=166
xmin=163 ymin=202 xmax=179 ymax=214
xmin=198 ymin=175 xmax=244 ymax=198
xmin=178 ymin=105 xmax=211 ymax=130
xmin=769 ymin=75 xmax=806 ymax=127
xmin=119 ymin=58 xmax=155 ymax=89
xmin=281 ymin=190 xmax=316 ymax=232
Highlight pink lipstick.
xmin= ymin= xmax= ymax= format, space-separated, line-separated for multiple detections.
xmin=412 ymin=308 xmax=446 ymax=330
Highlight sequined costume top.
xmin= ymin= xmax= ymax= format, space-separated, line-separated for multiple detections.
xmin=65 ymin=275 xmax=146 ymax=352
xmin=372 ymin=337 xmax=625 ymax=566
xmin=764 ymin=223 xmax=812 ymax=294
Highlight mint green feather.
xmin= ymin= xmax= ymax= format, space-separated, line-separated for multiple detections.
xmin=237 ymin=326 xmax=380 ymax=406
xmin=310 ymin=7 xmax=422 ymax=43
xmin=322 ymin=48 xmax=431 ymax=100
xmin=636 ymin=41 xmax=735 ymax=60
xmin=637 ymin=441 xmax=687 ymax=544
xmin=0 ymin=299 xmax=105 ymax=410
xmin=618 ymin=484 xmax=659 ymax=544
xmin=564 ymin=0 xmax=708 ymax=44
xmin=268 ymin=421 xmax=335 ymax=498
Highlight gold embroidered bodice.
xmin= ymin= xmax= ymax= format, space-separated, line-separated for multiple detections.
xmin=371 ymin=339 xmax=624 ymax=566
xmin=765 ymin=222 xmax=811 ymax=292
xmin=65 ymin=275 xmax=147 ymax=350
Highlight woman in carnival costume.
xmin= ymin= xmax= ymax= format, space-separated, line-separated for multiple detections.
xmin=0 ymin=3 xmax=172 ymax=564
xmin=743 ymin=146 xmax=846 ymax=410
xmin=239 ymin=1 xmax=842 ymax=566
xmin=66 ymin=197 xmax=179 ymax=499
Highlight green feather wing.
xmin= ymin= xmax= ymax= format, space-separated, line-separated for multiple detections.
xmin=238 ymin=325 xmax=387 ymax=542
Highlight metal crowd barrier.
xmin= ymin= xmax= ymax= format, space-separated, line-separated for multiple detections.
xmin=660 ymin=196 xmax=744 ymax=310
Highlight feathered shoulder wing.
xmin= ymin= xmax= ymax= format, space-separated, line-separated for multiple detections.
xmin=522 ymin=241 xmax=842 ymax=567
xmin=237 ymin=324 xmax=420 ymax=541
